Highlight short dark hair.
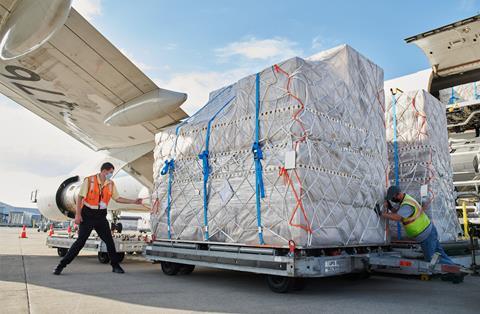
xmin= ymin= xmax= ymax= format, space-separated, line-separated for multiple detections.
xmin=100 ymin=162 xmax=115 ymax=171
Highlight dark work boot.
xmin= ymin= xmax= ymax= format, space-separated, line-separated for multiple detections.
xmin=53 ymin=264 xmax=65 ymax=275
xmin=112 ymin=264 xmax=125 ymax=274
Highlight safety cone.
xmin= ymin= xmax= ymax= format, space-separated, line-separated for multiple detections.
xmin=19 ymin=225 xmax=27 ymax=238
xmin=48 ymin=224 xmax=54 ymax=236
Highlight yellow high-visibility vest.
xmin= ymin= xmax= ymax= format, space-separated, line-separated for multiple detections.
xmin=400 ymin=194 xmax=431 ymax=238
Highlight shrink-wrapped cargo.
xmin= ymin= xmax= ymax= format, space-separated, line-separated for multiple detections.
xmin=386 ymin=90 xmax=461 ymax=242
xmin=151 ymin=45 xmax=388 ymax=248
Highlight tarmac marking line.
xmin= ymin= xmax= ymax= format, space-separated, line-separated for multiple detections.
xmin=19 ymin=239 xmax=31 ymax=314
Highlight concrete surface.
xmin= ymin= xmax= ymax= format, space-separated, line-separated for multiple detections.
xmin=0 ymin=226 xmax=478 ymax=314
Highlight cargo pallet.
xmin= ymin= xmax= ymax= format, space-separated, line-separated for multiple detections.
xmin=145 ymin=239 xmax=480 ymax=293
xmin=47 ymin=232 xmax=147 ymax=264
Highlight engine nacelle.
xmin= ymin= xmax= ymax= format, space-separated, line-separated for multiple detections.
xmin=36 ymin=176 xmax=81 ymax=221
xmin=0 ymin=0 xmax=72 ymax=60
xmin=36 ymin=174 xmax=150 ymax=222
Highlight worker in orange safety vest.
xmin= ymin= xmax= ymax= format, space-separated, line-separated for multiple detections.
xmin=53 ymin=162 xmax=142 ymax=275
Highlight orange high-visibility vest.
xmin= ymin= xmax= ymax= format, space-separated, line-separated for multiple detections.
xmin=82 ymin=175 xmax=113 ymax=210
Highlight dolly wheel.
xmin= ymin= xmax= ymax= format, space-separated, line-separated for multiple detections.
xmin=178 ymin=264 xmax=195 ymax=275
xmin=161 ymin=261 xmax=181 ymax=275
xmin=57 ymin=248 xmax=68 ymax=257
xmin=98 ymin=252 xmax=110 ymax=264
xmin=266 ymin=275 xmax=301 ymax=293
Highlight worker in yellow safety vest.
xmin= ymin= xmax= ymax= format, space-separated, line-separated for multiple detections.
xmin=380 ymin=186 xmax=455 ymax=265
xmin=53 ymin=162 xmax=142 ymax=275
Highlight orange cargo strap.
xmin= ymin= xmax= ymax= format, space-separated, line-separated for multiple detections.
xmin=279 ymin=167 xmax=312 ymax=234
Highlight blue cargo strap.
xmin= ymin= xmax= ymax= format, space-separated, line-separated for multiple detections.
xmin=252 ymin=73 xmax=265 ymax=245
xmin=161 ymin=159 xmax=175 ymax=239
xmin=391 ymin=93 xmax=402 ymax=240
xmin=449 ymin=87 xmax=459 ymax=104
xmin=199 ymin=96 xmax=236 ymax=240
xmin=160 ymin=123 xmax=186 ymax=239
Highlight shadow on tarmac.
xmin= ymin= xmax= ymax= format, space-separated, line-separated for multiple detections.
xmin=1 ymin=252 xmax=479 ymax=313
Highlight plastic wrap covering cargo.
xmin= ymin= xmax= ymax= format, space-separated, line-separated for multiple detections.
xmin=439 ymin=81 xmax=480 ymax=106
xmin=151 ymin=45 xmax=388 ymax=248
xmin=386 ymin=90 xmax=460 ymax=242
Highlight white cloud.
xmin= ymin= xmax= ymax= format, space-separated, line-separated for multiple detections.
xmin=157 ymin=36 xmax=304 ymax=116
xmin=216 ymin=36 xmax=302 ymax=61
xmin=72 ymin=0 xmax=102 ymax=21
xmin=312 ymin=36 xmax=323 ymax=50
xmin=310 ymin=34 xmax=341 ymax=53
xmin=155 ymin=68 xmax=251 ymax=115
xmin=0 ymin=98 xmax=99 ymax=207
xmin=164 ymin=43 xmax=178 ymax=51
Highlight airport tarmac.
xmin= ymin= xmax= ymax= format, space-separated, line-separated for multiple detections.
xmin=0 ymin=226 xmax=479 ymax=314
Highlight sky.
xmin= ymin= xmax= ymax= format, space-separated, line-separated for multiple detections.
xmin=0 ymin=0 xmax=479 ymax=207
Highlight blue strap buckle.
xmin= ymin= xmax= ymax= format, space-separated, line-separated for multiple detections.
xmin=161 ymin=159 xmax=175 ymax=175
xmin=198 ymin=150 xmax=210 ymax=179
xmin=251 ymin=142 xmax=264 ymax=160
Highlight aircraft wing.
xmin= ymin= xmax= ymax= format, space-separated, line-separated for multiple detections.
xmin=0 ymin=2 xmax=188 ymax=188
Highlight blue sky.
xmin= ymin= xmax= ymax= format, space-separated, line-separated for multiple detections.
xmin=93 ymin=0 xmax=479 ymax=81
xmin=0 ymin=0 xmax=478 ymax=207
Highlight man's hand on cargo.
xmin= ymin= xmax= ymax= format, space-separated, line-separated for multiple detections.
xmin=376 ymin=201 xmax=402 ymax=221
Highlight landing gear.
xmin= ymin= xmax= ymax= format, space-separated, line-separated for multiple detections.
xmin=110 ymin=222 xmax=123 ymax=233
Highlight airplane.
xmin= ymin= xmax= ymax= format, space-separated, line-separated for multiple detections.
xmin=0 ymin=0 xmax=188 ymax=225
xmin=1 ymin=1 xmax=479 ymax=231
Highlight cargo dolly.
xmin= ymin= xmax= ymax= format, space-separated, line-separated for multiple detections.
xmin=145 ymin=239 xmax=480 ymax=293
xmin=47 ymin=232 xmax=147 ymax=264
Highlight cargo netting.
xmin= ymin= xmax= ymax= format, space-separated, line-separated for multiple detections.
xmin=151 ymin=45 xmax=388 ymax=248
xmin=386 ymin=90 xmax=461 ymax=242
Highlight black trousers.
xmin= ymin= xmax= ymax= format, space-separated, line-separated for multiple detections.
xmin=59 ymin=206 xmax=119 ymax=267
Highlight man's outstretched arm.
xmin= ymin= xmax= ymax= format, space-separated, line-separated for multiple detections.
xmin=115 ymin=196 xmax=142 ymax=205
xmin=111 ymin=183 xmax=142 ymax=205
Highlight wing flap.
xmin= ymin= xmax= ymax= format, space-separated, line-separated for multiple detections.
xmin=49 ymin=24 xmax=143 ymax=102
xmin=65 ymin=9 xmax=156 ymax=94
